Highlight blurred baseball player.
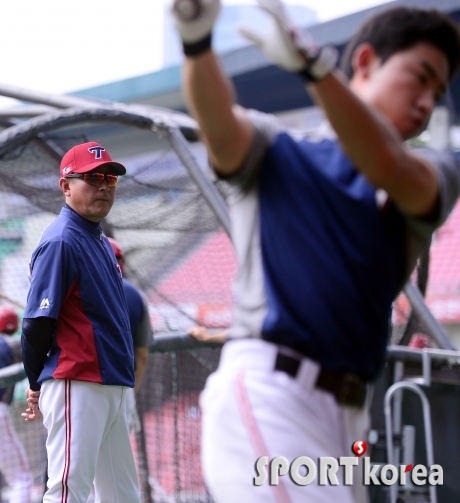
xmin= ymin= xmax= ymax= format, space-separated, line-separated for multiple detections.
xmin=108 ymin=237 xmax=153 ymax=432
xmin=20 ymin=142 xmax=139 ymax=503
xmin=170 ymin=0 xmax=460 ymax=501
xmin=0 ymin=306 xmax=33 ymax=503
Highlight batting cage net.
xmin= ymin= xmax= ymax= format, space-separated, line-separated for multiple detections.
xmin=136 ymin=346 xmax=221 ymax=503
xmin=0 ymin=98 xmax=459 ymax=502
xmin=0 ymin=103 xmax=232 ymax=503
xmin=0 ymin=108 xmax=235 ymax=332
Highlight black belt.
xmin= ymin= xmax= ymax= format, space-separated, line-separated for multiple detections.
xmin=274 ymin=352 xmax=367 ymax=408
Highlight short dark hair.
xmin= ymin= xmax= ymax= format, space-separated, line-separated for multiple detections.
xmin=340 ymin=7 xmax=460 ymax=81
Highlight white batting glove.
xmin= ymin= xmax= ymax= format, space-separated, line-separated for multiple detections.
xmin=239 ymin=0 xmax=338 ymax=81
xmin=171 ymin=0 xmax=221 ymax=56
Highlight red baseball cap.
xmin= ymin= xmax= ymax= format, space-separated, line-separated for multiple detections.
xmin=60 ymin=141 xmax=126 ymax=177
xmin=0 ymin=306 xmax=19 ymax=335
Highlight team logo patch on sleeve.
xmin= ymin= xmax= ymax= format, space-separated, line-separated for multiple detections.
xmin=39 ymin=298 xmax=50 ymax=310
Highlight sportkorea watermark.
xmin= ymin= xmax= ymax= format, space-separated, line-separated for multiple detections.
xmin=254 ymin=441 xmax=443 ymax=487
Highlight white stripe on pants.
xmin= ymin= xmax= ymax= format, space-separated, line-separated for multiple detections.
xmin=200 ymin=339 xmax=370 ymax=503
xmin=40 ymin=379 xmax=139 ymax=503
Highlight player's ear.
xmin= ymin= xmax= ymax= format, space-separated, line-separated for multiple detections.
xmin=351 ymin=43 xmax=380 ymax=80
xmin=59 ymin=177 xmax=71 ymax=197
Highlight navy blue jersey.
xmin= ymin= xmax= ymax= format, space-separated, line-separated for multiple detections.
xmin=122 ymin=279 xmax=153 ymax=355
xmin=225 ymin=113 xmax=460 ymax=381
xmin=259 ymin=134 xmax=405 ymax=378
xmin=123 ymin=279 xmax=144 ymax=341
xmin=24 ymin=206 xmax=134 ymax=387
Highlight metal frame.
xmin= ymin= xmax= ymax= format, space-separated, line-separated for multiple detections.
xmin=0 ymin=103 xmax=230 ymax=235
xmin=384 ymin=381 xmax=437 ymax=503
xmin=382 ymin=346 xmax=460 ymax=503
xmin=403 ymin=282 xmax=455 ymax=350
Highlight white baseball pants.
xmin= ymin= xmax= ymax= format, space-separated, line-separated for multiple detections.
xmin=0 ymin=402 xmax=33 ymax=503
xmin=200 ymin=339 xmax=370 ymax=503
xmin=39 ymin=380 xmax=139 ymax=503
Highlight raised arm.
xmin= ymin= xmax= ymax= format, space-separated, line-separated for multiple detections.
xmin=171 ymin=0 xmax=253 ymax=175
xmin=239 ymin=0 xmax=446 ymax=217
xmin=183 ymin=54 xmax=254 ymax=175
xmin=173 ymin=0 xmax=448 ymax=217
xmin=309 ymin=72 xmax=439 ymax=216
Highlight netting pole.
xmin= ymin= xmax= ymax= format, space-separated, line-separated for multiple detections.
xmin=397 ymin=248 xmax=430 ymax=346
xmin=166 ymin=127 xmax=231 ymax=237
xmin=0 ymin=82 xmax=103 ymax=110
xmin=403 ymin=281 xmax=455 ymax=350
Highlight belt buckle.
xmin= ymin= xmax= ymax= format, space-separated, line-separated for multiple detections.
xmin=337 ymin=372 xmax=366 ymax=408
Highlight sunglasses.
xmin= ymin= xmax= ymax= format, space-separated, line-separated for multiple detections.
xmin=65 ymin=173 xmax=118 ymax=187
